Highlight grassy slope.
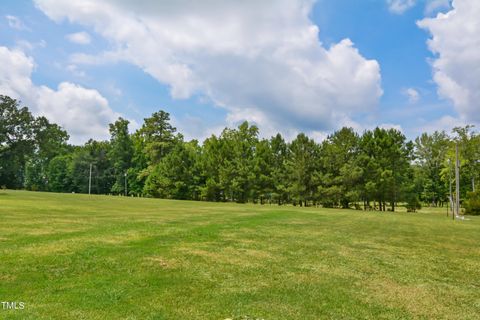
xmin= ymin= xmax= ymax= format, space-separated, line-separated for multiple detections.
xmin=0 ymin=190 xmax=479 ymax=319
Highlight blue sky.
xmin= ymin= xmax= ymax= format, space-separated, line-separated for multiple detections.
xmin=1 ymin=0 xmax=478 ymax=144
xmin=311 ymin=0 xmax=456 ymax=131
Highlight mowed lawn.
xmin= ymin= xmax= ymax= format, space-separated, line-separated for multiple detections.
xmin=1 ymin=191 xmax=479 ymax=319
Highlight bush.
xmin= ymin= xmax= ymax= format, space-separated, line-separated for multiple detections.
xmin=465 ymin=191 xmax=480 ymax=215
xmin=406 ymin=194 xmax=422 ymax=213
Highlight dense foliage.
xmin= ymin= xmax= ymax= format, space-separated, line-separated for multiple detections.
xmin=1 ymin=95 xmax=479 ymax=211
xmin=465 ymin=191 xmax=480 ymax=215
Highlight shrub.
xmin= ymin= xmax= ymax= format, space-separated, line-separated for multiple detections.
xmin=465 ymin=191 xmax=480 ymax=215
xmin=406 ymin=194 xmax=422 ymax=213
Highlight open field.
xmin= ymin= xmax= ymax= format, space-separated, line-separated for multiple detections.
xmin=1 ymin=191 xmax=480 ymax=319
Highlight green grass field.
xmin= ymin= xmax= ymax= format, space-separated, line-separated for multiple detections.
xmin=1 ymin=190 xmax=479 ymax=319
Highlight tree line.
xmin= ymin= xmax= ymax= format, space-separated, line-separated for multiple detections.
xmin=1 ymin=95 xmax=479 ymax=213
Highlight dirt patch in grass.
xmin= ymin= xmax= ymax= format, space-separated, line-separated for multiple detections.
xmin=0 ymin=273 xmax=17 ymax=282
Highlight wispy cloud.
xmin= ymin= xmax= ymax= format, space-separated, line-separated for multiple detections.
xmin=387 ymin=0 xmax=416 ymax=14
xmin=404 ymin=88 xmax=420 ymax=103
xmin=425 ymin=0 xmax=452 ymax=15
xmin=66 ymin=31 xmax=91 ymax=45
xmin=5 ymin=15 xmax=30 ymax=31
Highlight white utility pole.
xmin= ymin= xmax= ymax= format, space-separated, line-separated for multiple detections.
xmin=455 ymin=143 xmax=460 ymax=218
xmin=88 ymin=163 xmax=92 ymax=195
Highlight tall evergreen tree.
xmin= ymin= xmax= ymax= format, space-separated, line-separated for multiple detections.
xmin=145 ymin=139 xmax=201 ymax=199
xmin=359 ymin=128 xmax=413 ymax=211
xmin=318 ymin=127 xmax=361 ymax=208
xmin=138 ymin=111 xmax=177 ymax=164
xmin=108 ymin=117 xmax=133 ymax=194
xmin=252 ymin=138 xmax=274 ymax=204
xmin=199 ymin=134 xmax=223 ymax=201
xmin=270 ymin=133 xmax=289 ymax=205
xmin=286 ymin=133 xmax=318 ymax=206
xmin=137 ymin=111 xmax=178 ymax=196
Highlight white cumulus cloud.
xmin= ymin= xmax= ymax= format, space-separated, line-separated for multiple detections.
xmin=0 ymin=46 xmax=120 ymax=144
xmin=34 ymin=0 xmax=383 ymax=138
xmin=418 ymin=0 xmax=480 ymax=123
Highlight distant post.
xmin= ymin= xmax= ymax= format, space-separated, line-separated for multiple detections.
xmin=88 ymin=163 xmax=92 ymax=195
xmin=473 ymin=160 xmax=480 ymax=192
xmin=455 ymin=143 xmax=460 ymax=219
xmin=449 ymin=158 xmax=453 ymax=217
xmin=124 ymin=172 xmax=127 ymax=196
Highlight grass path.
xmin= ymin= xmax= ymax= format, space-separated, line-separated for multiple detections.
xmin=1 ymin=190 xmax=479 ymax=319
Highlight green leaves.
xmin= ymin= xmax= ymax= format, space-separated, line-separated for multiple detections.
xmin=465 ymin=191 xmax=480 ymax=215
xmin=108 ymin=117 xmax=133 ymax=194
xmin=1 ymin=96 xmax=69 ymax=189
